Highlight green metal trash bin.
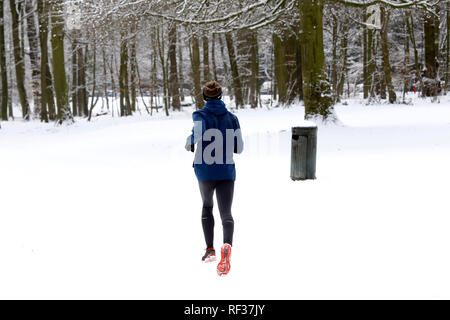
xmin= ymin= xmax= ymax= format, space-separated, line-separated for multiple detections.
xmin=290 ymin=125 xmax=317 ymax=180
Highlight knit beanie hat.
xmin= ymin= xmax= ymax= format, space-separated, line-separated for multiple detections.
xmin=203 ymin=81 xmax=223 ymax=101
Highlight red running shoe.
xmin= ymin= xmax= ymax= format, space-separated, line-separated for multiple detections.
xmin=217 ymin=243 xmax=232 ymax=276
xmin=202 ymin=247 xmax=216 ymax=263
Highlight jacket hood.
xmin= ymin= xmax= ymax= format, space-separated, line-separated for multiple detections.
xmin=203 ymin=100 xmax=227 ymax=116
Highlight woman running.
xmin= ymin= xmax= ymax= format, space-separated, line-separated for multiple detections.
xmin=185 ymin=81 xmax=243 ymax=276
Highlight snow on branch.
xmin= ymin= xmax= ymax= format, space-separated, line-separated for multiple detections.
xmin=143 ymin=0 xmax=277 ymax=26
xmin=80 ymin=0 xmax=291 ymax=33
xmin=333 ymin=0 xmax=440 ymax=9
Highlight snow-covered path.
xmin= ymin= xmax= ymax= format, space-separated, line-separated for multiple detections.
xmin=1 ymin=99 xmax=450 ymax=299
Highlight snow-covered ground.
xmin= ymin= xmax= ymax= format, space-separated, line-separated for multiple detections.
xmin=1 ymin=94 xmax=450 ymax=299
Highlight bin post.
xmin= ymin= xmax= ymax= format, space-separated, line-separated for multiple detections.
xmin=291 ymin=125 xmax=317 ymax=180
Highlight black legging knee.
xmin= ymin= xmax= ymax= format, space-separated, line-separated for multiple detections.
xmin=198 ymin=180 xmax=235 ymax=247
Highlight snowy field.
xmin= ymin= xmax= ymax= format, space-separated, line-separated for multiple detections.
xmin=1 ymin=94 xmax=450 ymax=299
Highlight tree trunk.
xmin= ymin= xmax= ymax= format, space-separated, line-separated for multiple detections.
xmin=109 ymin=53 xmax=117 ymax=116
xmin=10 ymin=0 xmax=30 ymax=120
xmin=130 ymin=22 xmax=137 ymax=113
xmin=446 ymin=3 xmax=450 ymax=92
xmin=46 ymin=59 xmax=56 ymax=120
xmin=236 ymin=28 xmax=259 ymax=108
xmin=249 ymin=30 xmax=259 ymax=108
xmin=190 ymin=33 xmax=203 ymax=110
xmin=150 ymin=40 xmax=158 ymax=113
xmin=423 ymin=9 xmax=440 ymax=97
xmin=380 ymin=7 xmax=396 ymax=103
xmin=88 ymin=40 xmax=98 ymax=121
xmin=25 ymin=0 xmax=41 ymax=118
xmin=71 ymin=30 xmax=79 ymax=117
xmin=77 ymin=44 xmax=88 ymax=117
xmin=168 ymin=24 xmax=181 ymax=111
xmin=237 ymin=29 xmax=250 ymax=105
xmin=363 ymin=12 xmax=369 ymax=99
xmin=285 ymin=29 xmax=302 ymax=103
xmin=298 ymin=0 xmax=333 ymax=120
xmin=78 ymin=44 xmax=89 ymax=117
xmin=119 ymin=29 xmax=131 ymax=116
xmin=403 ymin=13 xmax=410 ymax=102
xmin=406 ymin=12 xmax=424 ymax=97
xmin=37 ymin=0 xmax=49 ymax=122
xmin=178 ymin=34 xmax=185 ymax=101
xmin=225 ymin=32 xmax=243 ymax=108
xmin=378 ymin=38 xmax=387 ymax=100
xmin=211 ymin=33 xmax=218 ymax=81
xmin=273 ymin=32 xmax=288 ymax=105
xmin=40 ymin=0 xmax=55 ymax=121
xmin=295 ymin=36 xmax=303 ymax=101
xmin=0 ymin=0 xmax=8 ymax=121
xmin=50 ymin=0 xmax=72 ymax=124
xmin=337 ymin=22 xmax=349 ymax=101
xmin=219 ymin=34 xmax=233 ymax=101
xmin=7 ymin=66 xmax=13 ymax=118
xmin=202 ymin=34 xmax=210 ymax=83
xmin=331 ymin=14 xmax=338 ymax=102
xmin=101 ymin=48 xmax=109 ymax=112
xmin=157 ymin=26 xmax=169 ymax=116
xmin=367 ymin=28 xmax=376 ymax=98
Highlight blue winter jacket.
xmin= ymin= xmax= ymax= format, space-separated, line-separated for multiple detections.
xmin=187 ymin=100 xmax=243 ymax=181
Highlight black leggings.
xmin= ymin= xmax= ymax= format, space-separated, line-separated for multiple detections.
xmin=198 ymin=180 xmax=235 ymax=248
